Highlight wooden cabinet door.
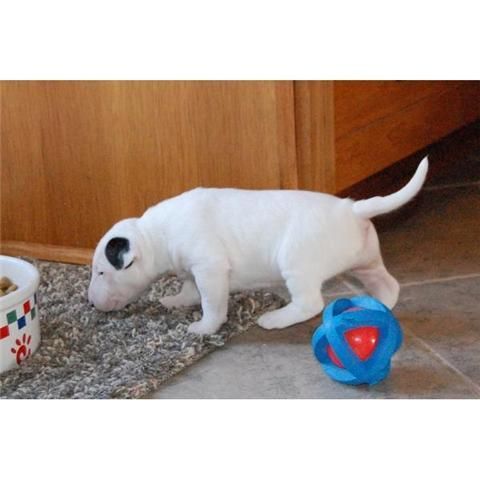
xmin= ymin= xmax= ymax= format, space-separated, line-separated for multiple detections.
xmin=1 ymin=81 xmax=297 ymax=253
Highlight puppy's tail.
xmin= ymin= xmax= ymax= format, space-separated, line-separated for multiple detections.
xmin=352 ymin=157 xmax=429 ymax=219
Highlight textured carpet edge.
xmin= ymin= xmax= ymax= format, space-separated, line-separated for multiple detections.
xmin=0 ymin=259 xmax=285 ymax=399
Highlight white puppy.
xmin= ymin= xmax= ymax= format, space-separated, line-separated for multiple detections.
xmin=88 ymin=158 xmax=428 ymax=335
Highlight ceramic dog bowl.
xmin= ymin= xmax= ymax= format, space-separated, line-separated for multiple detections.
xmin=0 ymin=255 xmax=40 ymax=374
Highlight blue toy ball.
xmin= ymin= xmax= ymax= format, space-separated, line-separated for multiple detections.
xmin=311 ymin=296 xmax=403 ymax=385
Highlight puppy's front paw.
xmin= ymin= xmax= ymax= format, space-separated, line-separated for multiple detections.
xmin=187 ymin=320 xmax=219 ymax=336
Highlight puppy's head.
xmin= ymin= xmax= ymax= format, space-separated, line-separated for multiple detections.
xmin=88 ymin=218 xmax=154 ymax=312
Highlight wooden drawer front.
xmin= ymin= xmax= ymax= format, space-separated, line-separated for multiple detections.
xmin=334 ymin=81 xmax=460 ymax=139
xmin=335 ymin=82 xmax=480 ymax=191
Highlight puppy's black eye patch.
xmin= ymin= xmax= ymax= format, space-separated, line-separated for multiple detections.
xmin=124 ymin=260 xmax=134 ymax=270
xmin=105 ymin=237 xmax=130 ymax=270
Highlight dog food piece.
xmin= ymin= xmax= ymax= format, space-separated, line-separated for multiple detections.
xmin=6 ymin=284 xmax=18 ymax=293
xmin=0 ymin=276 xmax=18 ymax=297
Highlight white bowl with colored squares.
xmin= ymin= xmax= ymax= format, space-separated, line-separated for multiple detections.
xmin=0 ymin=255 xmax=41 ymax=374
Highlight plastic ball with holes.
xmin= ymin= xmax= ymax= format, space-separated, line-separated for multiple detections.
xmin=311 ymin=296 xmax=403 ymax=385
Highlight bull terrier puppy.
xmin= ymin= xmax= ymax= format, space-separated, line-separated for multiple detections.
xmin=88 ymin=158 xmax=428 ymax=335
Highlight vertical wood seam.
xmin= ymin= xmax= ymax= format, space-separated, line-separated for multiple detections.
xmin=276 ymin=81 xmax=299 ymax=190
xmin=293 ymin=81 xmax=336 ymax=193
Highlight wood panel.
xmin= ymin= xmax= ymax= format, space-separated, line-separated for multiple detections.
xmin=1 ymin=81 xmax=297 ymax=250
xmin=334 ymin=81 xmax=460 ymax=139
xmin=294 ymin=81 xmax=336 ymax=193
xmin=335 ymin=82 xmax=480 ymax=191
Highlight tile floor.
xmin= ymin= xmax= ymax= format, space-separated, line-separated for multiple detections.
xmin=153 ymin=121 xmax=480 ymax=398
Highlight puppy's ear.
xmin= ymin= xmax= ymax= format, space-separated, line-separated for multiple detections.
xmin=105 ymin=237 xmax=135 ymax=270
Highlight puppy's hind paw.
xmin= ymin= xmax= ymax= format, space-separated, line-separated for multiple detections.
xmin=257 ymin=311 xmax=287 ymax=330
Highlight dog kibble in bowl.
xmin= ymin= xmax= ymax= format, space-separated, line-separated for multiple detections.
xmin=0 ymin=276 xmax=18 ymax=296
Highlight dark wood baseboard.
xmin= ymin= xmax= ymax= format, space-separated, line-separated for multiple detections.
xmin=0 ymin=241 xmax=93 ymax=265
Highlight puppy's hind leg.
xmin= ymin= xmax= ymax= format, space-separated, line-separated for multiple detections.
xmin=349 ymin=262 xmax=399 ymax=309
xmin=349 ymin=222 xmax=399 ymax=308
xmin=257 ymin=276 xmax=324 ymax=330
